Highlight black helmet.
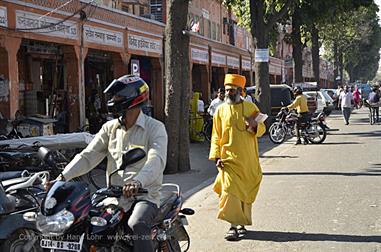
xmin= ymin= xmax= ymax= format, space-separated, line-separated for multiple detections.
xmin=104 ymin=75 xmax=149 ymax=115
xmin=293 ymin=86 xmax=303 ymax=95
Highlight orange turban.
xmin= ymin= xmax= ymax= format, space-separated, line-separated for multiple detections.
xmin=224 ymin=74 xmax=246 ymax=89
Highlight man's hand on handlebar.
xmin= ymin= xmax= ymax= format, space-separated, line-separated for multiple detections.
xmin=44 ymin=173 xmax=65 ymax=191
xmin=123 ymin=180 xmax=142 ymax=198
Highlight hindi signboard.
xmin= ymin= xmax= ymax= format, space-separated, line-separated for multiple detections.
xmin=84 ymin=25 xmax=123 ymax=47
xmin=16 ymin=10 xmax=78 ymax=39
xmin=0 ymin=6 xmax=7 ymax=27
xmin=191 ymin=48 xmax=209 ymax=63
xmin=128 ymin=34 xmax=162 ymax=54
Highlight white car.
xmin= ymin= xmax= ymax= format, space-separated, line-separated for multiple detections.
xmin=303 ymin=90 xmax=334 ymax=115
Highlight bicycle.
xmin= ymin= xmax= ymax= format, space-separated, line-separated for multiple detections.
xmin=189 ymin=113 xmax=212 ymax=142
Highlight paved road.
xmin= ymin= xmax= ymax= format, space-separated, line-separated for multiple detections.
xmin=183 ymin=108 xmax=381 ymax=252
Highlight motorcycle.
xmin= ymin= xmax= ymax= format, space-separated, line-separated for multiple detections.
xmin=0 ymin=170 xmax=49 ymax=252
xmin=35 ymin=147 xmax=194 ymax=252
xmin=269 ymin=108 xmax=327 ymax=144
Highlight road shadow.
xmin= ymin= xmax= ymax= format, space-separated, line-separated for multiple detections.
xmin=240 ymin=230 xmax=381 ymax=243
xmin=321 ymin=142 xmax=360 ymax=145
xmin=329 ymin=131 xmax=381 ymax=137
xmin=260 ymin=155 xmax=298 ymax=159
xmin=263 ymin=171 xmax=381 ymax=177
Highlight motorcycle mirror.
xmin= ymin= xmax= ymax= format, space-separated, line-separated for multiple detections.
xmin=109 ymin=148 xmax=146 ymax=185
xmin=37 ymin=147 xmax=52 ymax=163
xmin=37 ymin=146 xmax=58 ymax=169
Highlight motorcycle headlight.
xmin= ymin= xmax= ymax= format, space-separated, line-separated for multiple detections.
xmin=36 ymin=209 xmax=75 ymax=236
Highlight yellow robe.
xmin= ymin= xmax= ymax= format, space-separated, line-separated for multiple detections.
xmin=190 ymin=92 xmax=204 ymax=142
xmin=209 ymin=101 xmax=266 ymax=225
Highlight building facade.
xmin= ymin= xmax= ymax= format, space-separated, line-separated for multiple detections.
xmin=0 ymin=0 xmax=334 ymax=133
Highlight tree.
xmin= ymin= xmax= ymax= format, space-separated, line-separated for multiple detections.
xmin=321 ymin=2 xmax=379 ymax=83
xmin=224 ymin=0 xmax=293 ymax=117
xmin=249 ymin=0 xmax=293 ymax=118
xmin=164 ymin=0 xmax=191 ymax=173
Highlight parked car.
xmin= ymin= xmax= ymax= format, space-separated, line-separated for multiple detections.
xmin=303 ymin=90 xmax=334 ymax=115
xmin=321 ymin=88 xmax=338 ymax=109
xmin=246 ymin=84 xmax=317 ymax=116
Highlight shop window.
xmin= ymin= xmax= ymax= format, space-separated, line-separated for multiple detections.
xmin=122 ymin=4 xmax=129 ymax=13
xmin=207 ymin=20 xmax=211 ymax=39
xmin=200 ymin=16 xmax=204 ymax=36
xmin=140 ymin=6 xmax=145 ymax=16
xmin=212 ymin=22 xmax=216 ymax=40
xmin=217 ymin=24 xmax=221 ymax=41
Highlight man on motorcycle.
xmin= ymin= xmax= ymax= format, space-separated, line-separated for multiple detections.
xmin=54 ymin=75 xmax=168 ymax=252
xmin=284 ymin=86 xmax=310 ymax=145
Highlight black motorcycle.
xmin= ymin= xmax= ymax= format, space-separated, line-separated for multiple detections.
xmin=0 ymin=170 xmax=48 ymax=252
xmin=269 ymin=108 xmax=327 ymax=144
xmin=36 ymin=148 xmax=194 ymax=252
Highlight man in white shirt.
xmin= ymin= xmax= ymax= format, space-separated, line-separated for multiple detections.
xmin=208 ymin=88 xmax=225 ymax=116
xmin=57 ymin=75 xmax=168 ymax=252
xmin=340 ymin=85 xmax=354 ymax=125
xmin=241 ymin=87 xmax=254 ymax=103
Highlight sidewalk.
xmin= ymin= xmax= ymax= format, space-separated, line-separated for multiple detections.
xmin=164 ymin=109 xmax=345 ymax=199
xmin=163 ymin=131 xmax=276 ymax=198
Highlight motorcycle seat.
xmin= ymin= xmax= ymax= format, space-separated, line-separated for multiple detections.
xmin=153 ymin=191 xmax=179 ymax=224
xmin=0 ymin=171 xmax=26 ymax=182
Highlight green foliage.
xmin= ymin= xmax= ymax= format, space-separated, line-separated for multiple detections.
xmin=321 ymin=3 xmax=381 ymax=82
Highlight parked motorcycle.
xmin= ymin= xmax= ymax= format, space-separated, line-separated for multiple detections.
xmin=0 ymin=171 xmax=49 ymax=252
xmin=269 ymin=108 xmax=327 ymax=144
xmin=36 ymin=147 xmax=194 ymax=252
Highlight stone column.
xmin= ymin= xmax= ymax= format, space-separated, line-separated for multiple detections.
xmin=112 ymin=52 xmax=130 ymax=78
xmin=63 ymin=46 xmax=88 ymax=131
xmin=3 ymin=37 xmax=21 ymax=119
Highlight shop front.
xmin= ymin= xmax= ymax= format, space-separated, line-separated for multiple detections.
xmin=190 ymin=47 xmax=209 ymax=102
xmin=241 ymin=57 xmax=253 ymax=86
xmin=127 ymin=33 xmax=164 ymax=121
xmin=227 ymin=55 xmax=240 ymax=74
xmin=211 ymin=50 xmax=227 ymax=99
xmin=269 ymin=57 xmax=283 ymax=84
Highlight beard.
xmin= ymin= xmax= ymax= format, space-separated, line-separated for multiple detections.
xmin=225 ymin=92 xmax=241 ymax=104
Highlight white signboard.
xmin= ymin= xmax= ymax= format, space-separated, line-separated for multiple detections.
xmin=191 ymin=48 xmax=209 ymax=63
xmin=227 ymin=56 xmax=239 ymax=68
xmin=84 ymin=25 xmax=123 ymax=47
xmin=0 ymin=6 xmax=7 ymax=27
xmin=211 ymin=52 xmax=226 ymax=65
xmin=255 ymin=48 xmax=269 ymax=62
xmin=128 ymin=34 xmax=162 ymax=54
xmin=131 ymin=59 xmax=140 ymax=76
xmin=16 ymin=10 xmax=78 ymax=39
xmin=242 ymin=58 xmax=252 ymax=70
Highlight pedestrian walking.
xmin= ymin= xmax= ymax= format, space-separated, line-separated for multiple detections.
xmin=209 ymin=74 xmax=266 ymax=241
xmin=368 ymin=86 xmax=380 ymax=123
xmin=207 ymin=87 xmax=225 ymax=116
xmin=241 ymin=87 xmax=254 ymax=103
xmin=353 ymin=86 xmax=361 ymax=109
xmin=340 ymin=85 xmax=354 ymax=125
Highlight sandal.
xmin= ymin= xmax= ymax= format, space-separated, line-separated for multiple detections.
xmin=237 ymin=225 xmax=247 ymax=235
xmin=224 ymin=227 xmax=239 ymax=241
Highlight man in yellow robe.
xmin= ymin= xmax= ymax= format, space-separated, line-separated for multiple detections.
xmin=209 ymin=74 xmax=266 ymax=241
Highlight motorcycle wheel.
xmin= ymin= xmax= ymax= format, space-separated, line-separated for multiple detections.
xmin=269 ymin=122 xmax=286 ymax=144
xmin=157 ymin=239 xmax=181 ymax=252
xmin=0 ymin=229 xmax=42 ymax=252
xmin=306 ymin=123 xmax=326 ymax=144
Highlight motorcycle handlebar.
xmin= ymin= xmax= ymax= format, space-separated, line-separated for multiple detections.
xmin=96 ymin=186 xmax=148 ymax=198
